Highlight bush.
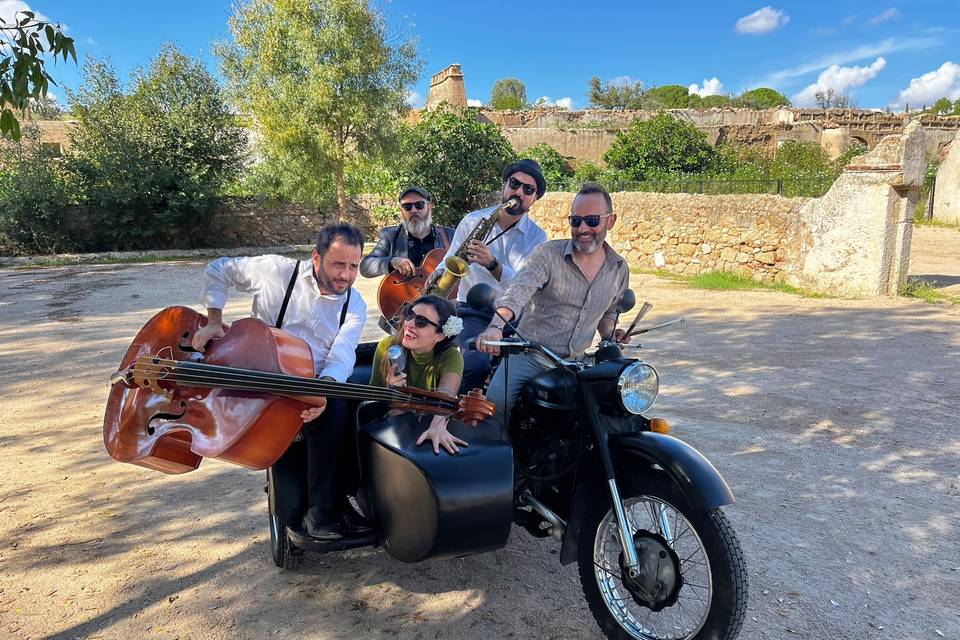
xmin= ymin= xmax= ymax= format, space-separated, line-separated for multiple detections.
xmin=522 ymin=143 xmax=573 ymax=189
xmin=67 ymin=47 xmax=245 ymax=250
xmin=396 ymin=106 xmax=515 ymax=226
xmin=604 ymin=113 xmax=715 ymax=181
xmin=0 ymin=126 xmax=81 ymax=254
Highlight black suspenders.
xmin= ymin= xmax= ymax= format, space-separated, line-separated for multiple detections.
xmin=275 ymin=259 xmax=352 ymax=330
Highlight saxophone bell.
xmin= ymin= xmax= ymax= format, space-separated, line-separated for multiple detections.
xmin=432 ymin=256 xmax=467 ymax=297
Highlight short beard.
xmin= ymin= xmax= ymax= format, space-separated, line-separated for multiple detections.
xmin=403 ymin=214 xmax=433 ymax=237
xmin=313 ymin=263 xmax=345 ymax=295
xmin=574 ymin=230 xmax=606 ymax=254
xmin=502 ymin=194 xmax=528 ymax=216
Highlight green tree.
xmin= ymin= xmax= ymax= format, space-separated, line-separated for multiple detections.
xmin=735 ymin=88 xmax=790 ymax=108
xmin=699 ymin=94 xmax=733 ymax=108
xmin=604 ymin=113 xmax=716 ymax=181
xmin=490 ymin=77 xmax=527 ymax=110
xmin=645 ymin=85 xmax=693 ymax=109
xmin=588 ymin=76 xmax=658 ymax=110
xmin=67 ymin=47 xmax=246 ymax=249
xmin=929 ymin=97 xmax=953 ymax=114
xmin=0 ymin=125 xmax=79 ymax=253
xmin=523 ymin=143 xmax=573 ymax=188
xmin=0 ymin=10 xmax=75 ymax=140
xmin=397 ymin=105 xmax=515 ymax=225
xmin=218 ymin=0 xmax=420 ymax=215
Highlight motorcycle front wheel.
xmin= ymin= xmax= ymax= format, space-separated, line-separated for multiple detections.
xmin=577 ymin=479 xmax=747 ymax=640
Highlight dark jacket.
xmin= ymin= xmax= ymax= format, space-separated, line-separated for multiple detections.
xmin=359 ymin=224 xmax=454 ymax=278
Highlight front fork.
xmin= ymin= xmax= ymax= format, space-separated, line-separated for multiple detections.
xmin=580 ymin=387 xmax=643 ymax=578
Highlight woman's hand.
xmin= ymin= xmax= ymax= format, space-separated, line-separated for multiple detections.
xmin=300 ymin=405 xmax=326 ymax=422
xmin=385 ymin=368 xmax=407 ymax=388
xmin=416 ymin=415 xmax=468 ymax=455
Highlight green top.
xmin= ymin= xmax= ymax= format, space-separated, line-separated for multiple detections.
xmin=369 ymin=335 xmax=464 ymax=392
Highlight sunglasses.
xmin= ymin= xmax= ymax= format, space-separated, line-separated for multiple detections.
xmin=569 ymin=214 xmax=612 ymax=228
xmin=402 ymin=306 xmax=441 ymax=331
xmin=508 ymin=177 xmax=537 ymax=196
xmin=400 ymin=201 xmax=427 ymax=212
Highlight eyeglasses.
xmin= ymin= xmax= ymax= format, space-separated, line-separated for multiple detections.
xmin=569 ymin=214 xmax=612 ymax=228
xmin=508 ymin=177 xmax=537 ymax=196
xmin=401 ymin=201 xmax=427 ymax=212
xmin=402 ymin=306 xmax=441 ymax=331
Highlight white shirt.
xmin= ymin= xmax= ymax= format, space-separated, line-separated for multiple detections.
xmin=200 ymin=255 xmax=367 ymax=382
xmin=440 ymin=206 xmax=548 ymax=303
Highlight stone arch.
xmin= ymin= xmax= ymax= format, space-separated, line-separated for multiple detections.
xmin=850 ymin=135 xmax=869 ymax=148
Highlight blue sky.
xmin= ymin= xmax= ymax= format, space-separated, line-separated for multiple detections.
xmin=8 ymin=0 xmax=960 ymax=111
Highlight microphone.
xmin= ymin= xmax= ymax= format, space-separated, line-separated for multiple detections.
xmin=386 ymin=344 xmax=406 ymax=375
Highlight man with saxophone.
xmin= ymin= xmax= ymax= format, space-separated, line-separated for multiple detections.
xmin=431 ymin=159 xmax=549 ymax=391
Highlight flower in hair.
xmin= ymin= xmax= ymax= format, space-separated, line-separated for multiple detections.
xmin=442 ymin=315 xmax=463 ymax=337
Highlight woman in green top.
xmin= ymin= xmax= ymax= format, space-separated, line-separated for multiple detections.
xmin=370 ymin=294 xmax=466 ymax=455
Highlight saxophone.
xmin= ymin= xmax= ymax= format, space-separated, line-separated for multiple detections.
xmin=429 ymin=197 xmax=519 ymax=297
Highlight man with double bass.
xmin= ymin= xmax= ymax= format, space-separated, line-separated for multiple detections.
xmin=191 ymin=222 xmax=368 ymax=542
xmin=433 ymin=159 xmax=549 ymax=391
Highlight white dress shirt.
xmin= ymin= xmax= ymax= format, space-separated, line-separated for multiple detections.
xmin=200 ymin=255 xmax=367 ymax=382
xmin=440 ymin=206 xmax=548 ymax=303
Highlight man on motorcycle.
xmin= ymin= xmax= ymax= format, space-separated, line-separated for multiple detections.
xmin=476 ymin=182 xmax=630 ymax=431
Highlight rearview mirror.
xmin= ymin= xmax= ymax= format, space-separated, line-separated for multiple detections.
xmin=617 ymin=289 xmax=636 ymax=314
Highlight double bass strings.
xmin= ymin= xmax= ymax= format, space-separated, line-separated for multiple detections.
xmin=127 ymin=358 xmax=458 ymax=411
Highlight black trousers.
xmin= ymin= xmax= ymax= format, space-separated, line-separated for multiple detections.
xmin=302 ymin=397 xmax=350 ymax=516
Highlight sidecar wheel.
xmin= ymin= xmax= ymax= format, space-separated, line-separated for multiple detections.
xmin=267 ymin=469 xmax=303 ymax=570
xmin=269 ymin=510 xmax=303 ymax=570
xmin=577 ymin=480 xmax=748 ymax=640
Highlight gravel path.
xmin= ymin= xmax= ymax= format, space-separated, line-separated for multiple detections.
xmin=1 ymin=228 xmax=958 ymax=640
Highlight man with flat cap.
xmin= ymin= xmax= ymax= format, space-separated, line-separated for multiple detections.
xmin=360 ymin=185 xmax=454 ymax=280
xmin=431 ymin=158 xmax=549 ymax=392
xmin=360 ymin=185 xmax=455 ymax=332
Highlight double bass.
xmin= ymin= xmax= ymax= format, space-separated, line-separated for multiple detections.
xmin=103 ymin=306 xmax=494 ymax=474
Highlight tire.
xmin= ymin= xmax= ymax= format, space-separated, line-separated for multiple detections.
xmin=577 ymin=479 xmax=748 ymax=640
xmin=268 ymin=470 xmax=303 ymax=570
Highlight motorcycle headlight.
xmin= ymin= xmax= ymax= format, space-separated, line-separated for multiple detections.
xmin=617 ymin=361 xmax=659 ymax=414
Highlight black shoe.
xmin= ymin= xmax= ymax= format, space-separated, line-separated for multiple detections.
xmin=341 ymin=509 xmax=373 ymax=536
xmin=302 ymin=511 xmax=344 ymax=541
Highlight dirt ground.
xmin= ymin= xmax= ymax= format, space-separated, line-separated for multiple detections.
xmin=1 ymin=226 xmax=958 ymax=640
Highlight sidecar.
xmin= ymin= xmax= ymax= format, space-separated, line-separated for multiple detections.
xmin=266 ymin=343 xmax=513 ymax=568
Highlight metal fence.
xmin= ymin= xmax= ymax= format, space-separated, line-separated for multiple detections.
xmin=550 ymin=177 xmax=836 ymax=198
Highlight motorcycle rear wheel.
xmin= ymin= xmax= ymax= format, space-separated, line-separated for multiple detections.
xmin=577 ymin=479 xmax=747 ymax=640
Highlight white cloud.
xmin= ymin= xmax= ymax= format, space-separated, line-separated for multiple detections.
xmin=793 ymin=57 xmax=887 ymax=106
xmin=0 ymin=0 xmax=49 ymax=24
xmin=533 ymin=96 xmax=573 ymax=109
xmin=868 ymin=8 xmax=900 ymax=27
xmin=405 ymin=90 xmax=424 ymax=108
xmin=688 ymin=77 xmax=725 ymax=97
xmin=735 ymin=6 xmax=790 ymax=35
xmin=467 ymin=98 xmax=483 ymax=107
xmin=762 ymin=36 xmax=939 ymax=85
xmin=84 ymin=37 xmax=96 ymax=45
xmin=891 ymin=61 xmax=960 ymax=108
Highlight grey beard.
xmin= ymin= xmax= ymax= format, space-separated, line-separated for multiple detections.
xmin=403 ymin=215 xmax=433 ymax=237
xmin=575 ymin=232 xmax=605 ymax=254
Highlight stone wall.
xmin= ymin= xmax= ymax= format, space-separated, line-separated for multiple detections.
xmin=932 ymin=133 xmax=959 ymax=224
xmin=527 ymin=192 xmax=809 ymax=282
xmin=208 ymin=196 xmax=390 ymax=247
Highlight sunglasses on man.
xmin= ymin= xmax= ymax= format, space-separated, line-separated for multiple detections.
xmin=568 ymin=214 xmax=613 ymax=228
xmin=507 ymin=177 xmax=537 ymax=196
xmin=401 ymin=201 xmax=427 ymax=212
xmin=402 ymin=306 xmax=441 ymax=331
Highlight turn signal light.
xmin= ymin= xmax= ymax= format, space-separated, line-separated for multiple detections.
xmin=650 ymin=418 xmax=670 ymax=434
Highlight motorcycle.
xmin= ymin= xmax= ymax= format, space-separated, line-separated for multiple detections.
xmin=268 ymin=284 xmax=748 ymax=640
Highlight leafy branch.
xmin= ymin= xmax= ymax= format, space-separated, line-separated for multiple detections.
xmin=0 ymin=10 xmax=77 ymax=140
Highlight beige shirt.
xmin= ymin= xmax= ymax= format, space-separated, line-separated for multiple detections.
xmin=497 ymin=240 xmax=629 ymax=359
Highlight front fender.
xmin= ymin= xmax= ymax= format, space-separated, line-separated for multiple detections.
xmin=611 ymin=431 xmax=734 ymax=511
